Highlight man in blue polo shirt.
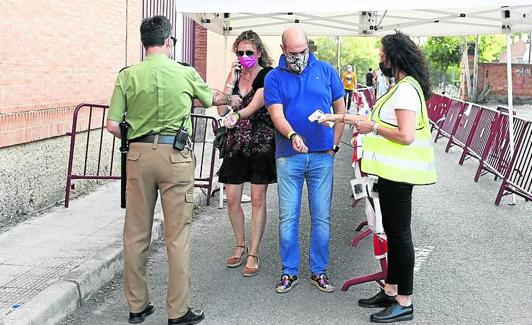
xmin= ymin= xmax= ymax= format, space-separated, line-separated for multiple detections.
xmin=264 ymin=26 xmax=346 ymax=294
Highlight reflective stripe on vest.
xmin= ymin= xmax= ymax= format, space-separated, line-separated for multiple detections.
xmin=361 ymin=76 xmax=437 ymax=185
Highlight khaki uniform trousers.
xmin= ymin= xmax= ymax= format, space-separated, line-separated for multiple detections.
xmin=123 ymin=141 xmax=195 ymax=319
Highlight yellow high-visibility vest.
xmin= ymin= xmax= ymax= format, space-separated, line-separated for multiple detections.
xmin=361 ymin=76 xmax=437 ymax=185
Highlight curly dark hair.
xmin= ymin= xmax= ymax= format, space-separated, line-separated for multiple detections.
xmin=381 ymin=32 xmax=432 ymax=98
xmin=232 ymin=30 xmax=273 ymax=67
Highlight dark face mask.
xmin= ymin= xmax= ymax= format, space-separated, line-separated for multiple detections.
xmin=379 ymin=61 xmax=394 ymax=78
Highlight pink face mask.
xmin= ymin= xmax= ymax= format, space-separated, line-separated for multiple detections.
xmin=238 ymin=55 xmax=257 ymax=69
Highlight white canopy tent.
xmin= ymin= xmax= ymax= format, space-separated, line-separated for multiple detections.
xmin=178 ymin=1 xmax=532 ymax=203
xmin=179 ymin=1 xmax=532 ymax=36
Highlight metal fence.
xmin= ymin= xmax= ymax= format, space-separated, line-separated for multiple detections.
xmin=64 ymin=104 xmax=219 ymax=207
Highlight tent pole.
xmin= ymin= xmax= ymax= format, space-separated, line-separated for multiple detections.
xmin=223 ymin=33 xmax=228 ymax=83
xmin=472 ymin=35 xmax=480 ymax=100
xmin=463 ymin=36 xmax=472 ymax=100
xmin=505 ymin=28 xmax=516 ymax=205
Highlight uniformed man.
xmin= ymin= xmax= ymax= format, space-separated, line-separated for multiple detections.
xmin=106 ymin=16 xmax=241 ymax=325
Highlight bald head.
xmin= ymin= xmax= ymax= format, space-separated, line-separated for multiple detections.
xmin=281 ymin=26 xmax=308 ymax=52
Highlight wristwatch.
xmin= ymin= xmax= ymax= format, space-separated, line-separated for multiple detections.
xmin=372 ymin=123 xmax=379 ymax=135
xmin=333 ymin=145 xmax=340 ymax=153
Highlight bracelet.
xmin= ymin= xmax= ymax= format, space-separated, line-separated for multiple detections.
xmin=233 ymin=111 xmax=241 ymax=121
xmin=225 ymin=83 xmax=235 ymax=89
xmin=289 ymin=132 xmax=299 ymax=141
xmin=224 ymin=93 xmax=231 ymax=104
xmin=287 ymin=131 xmax=296 ymax=140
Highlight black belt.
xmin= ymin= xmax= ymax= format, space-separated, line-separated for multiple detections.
xmin=130 ymin=134 xmax=176 ymax=145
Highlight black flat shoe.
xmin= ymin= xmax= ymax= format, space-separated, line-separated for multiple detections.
xmin=128 ymin=303 xmax=155 ymax=324
xmin=370 ymin=302 xmax=414 ymax=323
xmin=168 ymin=308 xmax=205 ymax=325
xmin=359 ymin=290 xmax=397 ymax=308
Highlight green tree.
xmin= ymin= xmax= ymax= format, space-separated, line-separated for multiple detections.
xmin=313 ymin=36 xmax=380 ymax=83
xmin=422 ymin=36 xmax=462 ymax=87
xmin=476 ymin=34 xmax=506 ymax=62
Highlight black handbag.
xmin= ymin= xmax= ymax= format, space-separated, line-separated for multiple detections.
xmin=213 ymin=125 xmax=228 ymax=159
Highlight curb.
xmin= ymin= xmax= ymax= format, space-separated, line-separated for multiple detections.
xmin=1 ymin=218 xmax=165 ymax=325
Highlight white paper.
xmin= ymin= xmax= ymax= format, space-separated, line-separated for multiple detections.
xmin=308 ymin=109 xmax=334 ymax=127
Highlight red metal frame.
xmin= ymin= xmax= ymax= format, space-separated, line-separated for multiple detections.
xmin=65 ymin=104 xmax=118 ymax=207
xmin=434 ymin=99 xmax=466 ymax=143
xmin=65 ymin=104 xmax=219 ymax=207
xmin=428 ymin=95 xmax=452 ymax=132
xmin=474 ymin=114 xmax=529 ymax=182
xmin=190 ymin=114 xmax=219 ymax=206
xmin=495 ymin=121 xmax=532 ymax=205
xmin=445 ymin=104 xmax=483 ymax=153
xmin=458 ymin=107 xmax=498 ymax=165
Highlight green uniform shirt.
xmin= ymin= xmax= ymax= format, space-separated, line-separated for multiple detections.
xmin=108 ymin=53 xmax=213 ymax=140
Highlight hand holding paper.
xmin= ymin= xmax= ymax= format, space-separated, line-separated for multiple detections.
xmin=308 ymin=109 xmax=334 ymax=127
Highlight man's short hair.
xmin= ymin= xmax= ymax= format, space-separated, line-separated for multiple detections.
xmin=140 ymin=15 xmax=172 ymax=48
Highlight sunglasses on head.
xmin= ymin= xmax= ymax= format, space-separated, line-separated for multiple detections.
xmin=236 ymin=50 xmax=255 ymax=57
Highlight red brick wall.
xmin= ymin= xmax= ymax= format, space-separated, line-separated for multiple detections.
xmin=194 ymin=24 xmax=207 ymax=81
xmin=0 ymin=0 xmax=143 ymax=148
xmin=477 ymin=63 xmax=532 ymax=98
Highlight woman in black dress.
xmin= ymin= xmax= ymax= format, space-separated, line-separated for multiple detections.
xmin=217 ymin=30 xmax=275 ymax=277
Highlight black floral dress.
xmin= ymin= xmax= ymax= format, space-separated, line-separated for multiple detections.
xmin=218 ymin=67 xmax=276 ymax=184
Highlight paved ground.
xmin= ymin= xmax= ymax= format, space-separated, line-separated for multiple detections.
xmin=61 ymin=130 xmax=532 ymax=325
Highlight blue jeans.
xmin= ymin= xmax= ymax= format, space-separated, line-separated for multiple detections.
xmin=276 ymin=152 xmax=334 ymax=276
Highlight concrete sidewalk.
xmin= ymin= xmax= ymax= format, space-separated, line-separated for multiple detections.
xmin=0 ymin=182 xmax=164 ymax=324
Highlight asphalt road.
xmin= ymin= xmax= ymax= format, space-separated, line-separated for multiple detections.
xmin=62 ymin=129 xmax=532 ymax=325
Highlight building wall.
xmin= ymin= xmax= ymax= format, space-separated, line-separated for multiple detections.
xmin=0 ymin=0 xmax=145 ymax=224
xmin=0 ymin=0 xmax=142 ymax=147
xmin=477 ymin=63 xmax=532 ymax=103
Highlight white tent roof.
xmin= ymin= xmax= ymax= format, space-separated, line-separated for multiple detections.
xmin=180 ymin=1 xmax=532 ymax=36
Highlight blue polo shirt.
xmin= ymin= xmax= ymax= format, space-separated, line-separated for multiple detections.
xmin=264 ymin=52 xmax=344 ymax=158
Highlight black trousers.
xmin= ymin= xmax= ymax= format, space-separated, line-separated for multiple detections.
xmin=344 ymin=89 xmax=353 ymax=109
xmin=378 ymin=177 xmax=414 ymax=295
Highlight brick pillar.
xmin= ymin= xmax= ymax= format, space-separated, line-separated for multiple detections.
xmin=194 ymin=24 xmax=207 ymax=81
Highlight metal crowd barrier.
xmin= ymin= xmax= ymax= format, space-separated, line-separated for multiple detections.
xmin=64 ymin=104 xmax=219 ymax=207
xmin=445 ymin=104 xmax=484 ymax=153
xmin=65 ymin=103 xmax=119 ymax=207
xmin=357 ymin=87 xmax=376 ymax=108
xmin=474 ymin=114 xmax=529 ymax=182
xmin=495 ymin=121 xmax=532 ymax=205
xmin=458 ymin=107 xmax=498 ymax=165
xmin=433 ymin=99 xmax=466 ymax=143
xmin=427 ymin=94 xmax=532 ymax=205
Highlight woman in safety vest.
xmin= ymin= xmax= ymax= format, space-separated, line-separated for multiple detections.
xmin=319 ymin=32 xmax=436 ymax=323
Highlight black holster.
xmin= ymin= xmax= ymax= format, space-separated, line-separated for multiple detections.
xmin=119 ymin=120 xmax=129 ymax=209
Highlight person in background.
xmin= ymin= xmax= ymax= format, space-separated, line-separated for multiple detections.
xmin=366 ymin=67 xmax=375 ymax=87
xmin=264 ymin=26 xmax=346 ymax=294
xmin=376 ymin=68 xmax=391 ymax=98
xmin=106 ymin=15 xmax=241 ymax=325
xmin=342 ymin=64 xmax=357 ymax=110
xmin=217 ymin=30 xmax=276 ymax=277
xmin=319 ymin=32 xmax=436 ymax=323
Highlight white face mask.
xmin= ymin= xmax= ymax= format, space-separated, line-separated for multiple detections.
xmin=285 ymin=49 xmax=310 ymax=74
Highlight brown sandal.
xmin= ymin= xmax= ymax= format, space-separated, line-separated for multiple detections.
xmin=226 ymin=245 xmax=247 ymax=268
xmin=242 ymin=255 xmax=259 ymax=277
